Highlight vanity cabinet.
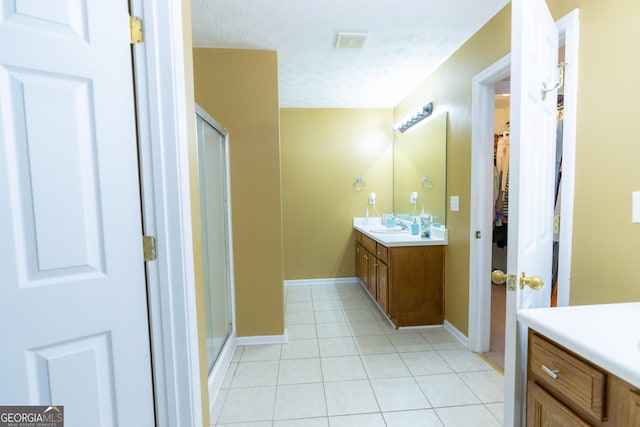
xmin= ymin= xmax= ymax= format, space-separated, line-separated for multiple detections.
xmin=354 ymin=231 xmax=444 ymax=328
xmin=526 ymin=330 xmax=640 ymax=426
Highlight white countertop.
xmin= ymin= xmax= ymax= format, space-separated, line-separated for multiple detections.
xmin=518 ymin=302 xmax=640 ymax=389
xmin=353 ymin=217 xmax=448 ymax=247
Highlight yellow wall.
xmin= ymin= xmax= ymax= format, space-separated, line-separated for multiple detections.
xmin=394 ymin=0 xmax=640 ymax=334
xmin=547 ymin=0 xmax=640 ymax=304
xmin=280 ymin=109 xmax=393 ymax=279
xmin=180 ymin=0 xmax=210 ymax=424
xmin=192 ymin=48 xmax=285 ymax=337
xmin=394 ymin=5 xmax=512 ymax=334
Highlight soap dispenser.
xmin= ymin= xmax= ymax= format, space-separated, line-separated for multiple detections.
xmin=411 ymin=217 xmax=420 ymax=235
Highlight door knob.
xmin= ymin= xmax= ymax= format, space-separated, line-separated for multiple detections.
xmin=492 ymin=270 xmax=518 ymax=291
xmin=520 ymin=272 xmax=544 ymax=290
xmin=491 ymin=270 xmax=506 ymax=285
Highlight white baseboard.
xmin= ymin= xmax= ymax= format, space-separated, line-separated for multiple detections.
xmin=444 ymin=320 xmax=469 ymax=347
xmin=208 ymin=333 xmax=237 ymax=418
xmin=236 ymin=329 xmax=289 ymax=346
xmin=284 ymin=277 xmax=359 ymax=287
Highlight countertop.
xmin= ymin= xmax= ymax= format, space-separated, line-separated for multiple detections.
xmin=518 ymin=302 xmax=640 ymax=389
xmin=353 ymin=217 xmax=448 ymax=247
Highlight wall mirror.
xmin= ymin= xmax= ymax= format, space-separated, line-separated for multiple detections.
xmin=393 ymin=111 xmax=448 ymax=226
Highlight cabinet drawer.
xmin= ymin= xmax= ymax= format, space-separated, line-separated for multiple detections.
xmin=529 ymin=333 xmax=606 ymax=421
xmin=355 ymin=230 xmax=362 ymax=244
xmin=362 ymin=234 xmax=376 ymax=254
xmin=527 ymin=381 xmax=591 ymax=427
xmin=375 ymin=243 xmax=388 ymax=264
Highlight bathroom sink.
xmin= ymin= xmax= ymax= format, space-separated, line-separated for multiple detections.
xmin=368 ymin=225 xmax=408 ymax=234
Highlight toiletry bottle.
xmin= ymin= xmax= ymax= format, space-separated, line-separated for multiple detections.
xmin=411 ymin=217 xmax=419 ymax=235
xmin=421 ymin=215 xmax=431 ymax=238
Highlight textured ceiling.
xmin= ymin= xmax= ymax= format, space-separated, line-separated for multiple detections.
xmin=191 ymin=0 xmax=510 ymax=108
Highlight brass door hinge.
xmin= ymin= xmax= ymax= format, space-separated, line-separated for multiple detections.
xmin=130 ymin=16 xmax=144 ymax=44
xmin=143 ymin=235 xmax=157 ymax=261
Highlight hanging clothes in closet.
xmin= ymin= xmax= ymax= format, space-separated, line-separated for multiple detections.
xmin=493 ymin=125 xmax=510 ymax=248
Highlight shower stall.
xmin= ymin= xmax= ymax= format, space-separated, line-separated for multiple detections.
xmin=195 ymin=105 xmax=236 ymax=392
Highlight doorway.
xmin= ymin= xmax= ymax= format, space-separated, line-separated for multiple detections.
xmin=468 ymin=10 xmax=580 ymax=356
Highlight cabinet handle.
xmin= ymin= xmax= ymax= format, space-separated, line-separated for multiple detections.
xmin=541 ymin=364 xmax=559 ymax=380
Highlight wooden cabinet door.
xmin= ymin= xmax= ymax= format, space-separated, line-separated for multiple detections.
xmin=377 ymin=262 xmax=388 ymax=313
xmin=630 ymin=389 xmax=640 ymax=426
xmin=368 ymin=252 xmax=377 ymax=299
xmin=526 ymin=382 xmax=590 ymax=427
xmin=355 ymin=243 xmax=364 ymax=281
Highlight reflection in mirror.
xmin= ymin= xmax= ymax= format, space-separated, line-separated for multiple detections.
xmin=393 ymin=111 xmax=447 ymax=226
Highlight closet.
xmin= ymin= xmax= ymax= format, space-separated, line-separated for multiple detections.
xmin=483 ymin=82 xmax=565 ymax=372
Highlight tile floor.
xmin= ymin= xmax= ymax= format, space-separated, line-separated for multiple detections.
xmin=211 ymin=281 xmax=504 ymax=426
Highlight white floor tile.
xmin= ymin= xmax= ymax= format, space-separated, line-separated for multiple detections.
xmin=485 ymin=402 xmax=504 ymax=425
xmin=324 ymin=380 xmax=380 ymax=416
xmin=287 ymin=301 xmax=314 ymax=313
xmin=328 ymin=413 xmax=386 ymax=427
xmin=214 ymin=284 xmax=507 ymax=427
xmin=421 ymin=328 xmax=464 ymax=350
xmin=370 ymin=377 xmax=431 ymax=411
xmin=218 ymin=386 xmax=276 ymax=424
xmin=458 ymin=370 xmax=504 ymax=403
xmin=388 ymin=332 xmax=434 ymax=352
xmin=400 ymin=351 xmax=452 ymax=376
xmin=353 ymin=335 xmax=396 ymax=355
xmin=231 ymin=346 xmax=244 ymax=362
xmin=287 ymin=324 xmax=318 ymax=340
xmin=210 ymin=386 xmax=228 ymax=425
xmin=318 ymin=337 xmax=358 ymax=357
xmin=286 ymin=311 xmax=316 ymax=325
xmin=232 ymin=361 xmax=280 ymax=387
xmin=314 ymin=310 xmax=346 ymax=324
xmin=313 ymin=300 xmax=342 ymax=311
xmin=278 ymin=358 xmax=323 ymax=385
xmin=316 ymin=322 xmax=352 ymax=338
xmin=437 ymin=349 xmax=493 ymax=372
xmin=221 ymin=363 xmax=237 ymax=389
xmin=274 ymin=383 xmax=327 ymax=420
xmin=435 ymin=404 xmax=502 ymax=427
xmin=274 ymin=417 xmax=329 ymax=427
xmin=343 ymin=309 xmax=377 ymax=321
xmin=241 ymin=344 xmax=282 ymax=361
xmin=361 ymin=353 xmax=411 ymax=379
xmin=415 ymin=374 xmax=480 ymax=408
xmin=281 ymin=339 xmax=319 ymax=359
xmin=338 ymin=299 xmax=369 ymax=310
xmin=321 ymin=356 xmax=367 ymax=382
xmin=382 ymin=409 xmax=444 ymax=427
xmin=349 ymin=320 xmax=385 ymax=336
xmin=216 ymin=421 xmax=272 ymax=427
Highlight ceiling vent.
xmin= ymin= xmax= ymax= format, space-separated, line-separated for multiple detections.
xmin=334 ymin=32 xmax=369 ymax=49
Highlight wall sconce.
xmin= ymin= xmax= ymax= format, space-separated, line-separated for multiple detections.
xmin=392 ymin=102 xmax=433 ymax=133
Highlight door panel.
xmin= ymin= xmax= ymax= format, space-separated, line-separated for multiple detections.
xmin=0 ymin=1 xmax=155 ymax=425
xmin=505 ymin=0 xmax=559 ymax=425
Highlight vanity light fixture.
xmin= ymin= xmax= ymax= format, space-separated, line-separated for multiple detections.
xmin=392 ymin=102 xmax=433 ymax=133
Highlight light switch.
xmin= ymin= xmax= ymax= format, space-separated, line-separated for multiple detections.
xmin=633 ymin=192 xmax=640 ymax=223
xmin=450 ymin=195 xmax=460 ymax=212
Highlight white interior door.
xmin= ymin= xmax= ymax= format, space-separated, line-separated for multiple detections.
xmin=504 ymin=0 xmax=559 ymax=425
xmin=0 ymin=1 xmax=155 ymax=426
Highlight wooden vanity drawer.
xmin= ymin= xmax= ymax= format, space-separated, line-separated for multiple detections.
xmin=361 ymin=234 xmax=376 ymax=254
xmin=375 ymin=243 xmax=388 ymax=264
xmin=529 ymin=332 xmax=606 ymax=421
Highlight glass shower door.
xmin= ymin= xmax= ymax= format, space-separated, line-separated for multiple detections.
xmin=196 ymin=106 xmax=233 ymax=372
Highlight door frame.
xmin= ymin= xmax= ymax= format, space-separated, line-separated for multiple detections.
xmin=130 ymin=0 xmax=203 ymax=426
xmin=468 ymin=9 xmax=580 ymax=353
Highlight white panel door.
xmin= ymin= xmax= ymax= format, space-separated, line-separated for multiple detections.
xmin=0 ymin=1 xmax=155 ymax=426
xmin=504 ymin=0 xmax=559 ymax=425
